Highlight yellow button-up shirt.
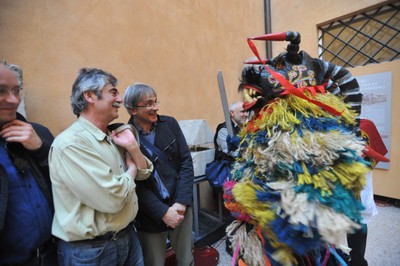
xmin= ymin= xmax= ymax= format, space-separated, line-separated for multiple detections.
xmin=49 ymin=116 xmax=153 ymax=241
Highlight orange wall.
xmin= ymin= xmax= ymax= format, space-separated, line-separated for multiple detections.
xmin=270 ymin=0 xmax=399 ymax=199
xmin=0 ymin=0 xmax=265 ymax=134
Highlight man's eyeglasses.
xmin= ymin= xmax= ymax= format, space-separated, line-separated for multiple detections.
xmin=135 ymin=101 xmax=160 ymax=109
xmin=0 ymin=86 xmax=22 ymax=99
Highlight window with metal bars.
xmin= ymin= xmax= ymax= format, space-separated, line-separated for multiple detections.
xmin=318 ymin=0 xmax=399 ymax=68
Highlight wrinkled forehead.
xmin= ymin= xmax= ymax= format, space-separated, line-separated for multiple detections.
xmin=0 ymin=64 xmax=12 ymax=76
xmin=0 ymin=65 xmax=19 ymax=86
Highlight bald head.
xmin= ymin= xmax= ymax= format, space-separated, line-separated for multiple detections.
xmin=229 ymin=101 xmax=248 ymax=127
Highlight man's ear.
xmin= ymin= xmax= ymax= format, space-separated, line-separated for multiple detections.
xmin=83 ymin=91 xmax=95 ymax=103
xmin=129 ymin=107 xmax=137 ymax=116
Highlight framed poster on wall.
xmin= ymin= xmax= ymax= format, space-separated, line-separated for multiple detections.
xmin=357 ymin=71 xmax=392 ymax=170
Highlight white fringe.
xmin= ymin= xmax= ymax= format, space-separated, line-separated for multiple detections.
xmin=280 ymin=188 xmax=360 ymax=249
xmin=226 ymin=221 xmax=265 ymax=266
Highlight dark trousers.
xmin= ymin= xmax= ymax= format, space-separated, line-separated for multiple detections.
xmin=3 ymin=238 xmax=58 ymax=266
xmin=347 ymin=226 xmax=368 ymax=266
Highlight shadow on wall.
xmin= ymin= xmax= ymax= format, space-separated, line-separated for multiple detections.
xmin=17 ymin=95 xmax=26 ymax=118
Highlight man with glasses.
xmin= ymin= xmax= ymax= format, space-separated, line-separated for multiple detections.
xmin=0 ymin=62 xmax=57 ymax=265
xmin=123 ymin=83 xmax=194 ymax=266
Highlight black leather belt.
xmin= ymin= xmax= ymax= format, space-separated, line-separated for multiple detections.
xmin=75 ymin=222 xmax=134 ymax=243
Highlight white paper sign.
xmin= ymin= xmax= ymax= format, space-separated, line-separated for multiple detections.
xmin=357 ymin=72 xmax=392 ymax=169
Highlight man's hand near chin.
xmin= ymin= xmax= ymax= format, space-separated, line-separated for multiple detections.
xmin=0 ymin=120 xmax=42 ymax=150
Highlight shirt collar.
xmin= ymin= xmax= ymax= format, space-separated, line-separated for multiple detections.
xmin=132 ymin=121 xmax=157 ymax=136
xmin=77 ymin=116 xmax=110 ymax=142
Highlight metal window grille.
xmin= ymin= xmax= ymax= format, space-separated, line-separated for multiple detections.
xmin=318 ymin=1 xmax=400 ymax=68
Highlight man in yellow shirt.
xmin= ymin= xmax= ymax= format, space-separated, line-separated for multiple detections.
xmin=49 ymin=68 xmax=153 ymax=265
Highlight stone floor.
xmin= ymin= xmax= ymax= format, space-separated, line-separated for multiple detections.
xmin=212 ymin=199 xmax=400 ymax=266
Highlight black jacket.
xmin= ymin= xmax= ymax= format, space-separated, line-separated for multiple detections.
xmin=0 ymin=113 xmax=54 ymax=232
xmin=213 ymin=120 xmax=241 ymax=161
xmin=128 ymin=115 xmax=194 ymax=232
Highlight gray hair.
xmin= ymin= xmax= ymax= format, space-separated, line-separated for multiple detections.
xmin=123 ymin=83 xmax=157 ymax=116
xmin=70 ymin=68 xmax=117 ymax=117
xmin=1 ymin=61 xmax=23 ymax=88
xmin=229 ymin=101 xmax=242 ymax=111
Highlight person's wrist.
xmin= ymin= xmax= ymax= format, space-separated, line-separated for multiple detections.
xmin=127 ymin=145 xmax=141 ymax=154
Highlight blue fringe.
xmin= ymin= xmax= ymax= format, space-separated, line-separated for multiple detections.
xmin=328 ymin=245 xmax=348 ymax=266
xmin=270 ymin=216 xmax=322 ymax=255
xmin=256 ymin=189 xmax=281 ymax=202
xmin=227 ymin=134 xmax=241 ymax=152
xmin=260 ymin=231 xmax=287 ymax=266
xmin=254 ymin=130 xmax=270 ymax=145
xmin=296 ymin=116 xmax=352 ymax=133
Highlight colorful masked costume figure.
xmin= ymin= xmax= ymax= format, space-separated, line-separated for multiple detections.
xmin=223 ymin=32 xmax=372 ymax=266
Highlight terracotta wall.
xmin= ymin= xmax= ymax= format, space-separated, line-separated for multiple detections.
xmin=270 ymin=0 xmax=399 ymax=199
xmin=0 ymin=0 xmax=265 ymax=134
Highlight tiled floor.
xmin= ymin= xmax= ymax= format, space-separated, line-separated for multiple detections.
xmin=213 ymin=200 xmax=400 ymax=266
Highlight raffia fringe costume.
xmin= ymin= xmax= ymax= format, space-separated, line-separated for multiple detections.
xmin=224 ymin=38 xmax=370 ymax=265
